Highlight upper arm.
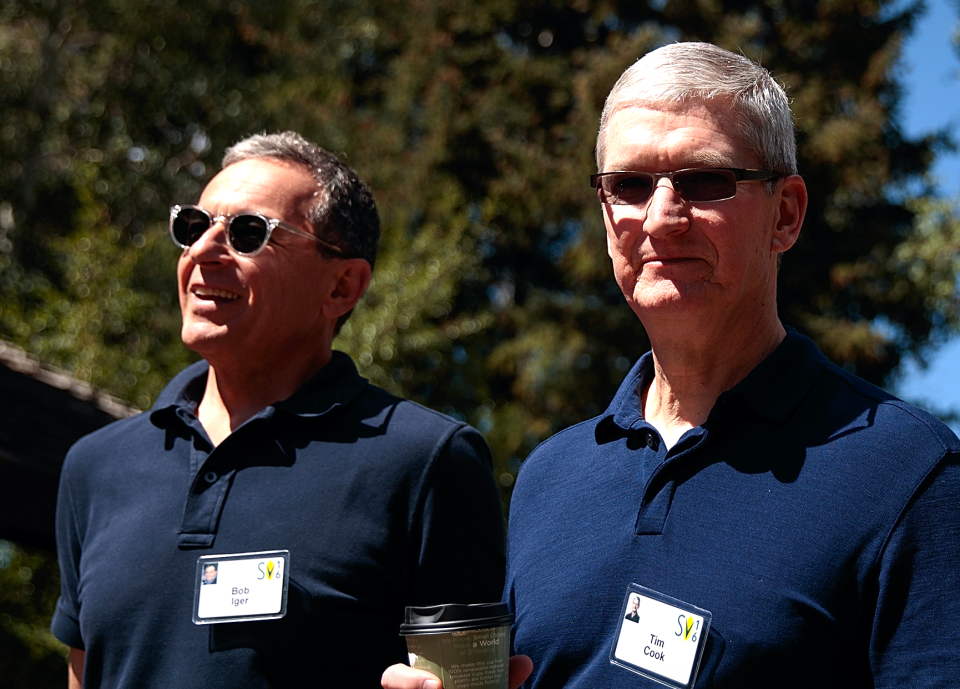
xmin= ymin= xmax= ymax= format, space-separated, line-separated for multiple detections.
xmin=68 ymin=647 xmax=84 ymax=689
xmin=411 ymin=426 xmax=506 ymax=605
xmin=51 ymin=453 xmax=86 ymax=649
xmin=871 ymin=454 xmax=960 ymax=683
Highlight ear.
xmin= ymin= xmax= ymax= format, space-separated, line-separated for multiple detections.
xmin=320 ymin=258 xmax=372 ymax=320
xmin=771 ymin=174 xmax=807 ymax=253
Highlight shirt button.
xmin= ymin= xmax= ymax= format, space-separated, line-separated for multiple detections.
xmin=204 ymin=471 xmax=218 ymax=483
xmin=646 ymin=434 xmax=659 ymax=451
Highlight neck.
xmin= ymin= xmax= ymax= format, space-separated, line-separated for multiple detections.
xmin=641 ymin=309 xmax=785 ymax=449
xmin=197 ymin=349 xmax=333 ymax=446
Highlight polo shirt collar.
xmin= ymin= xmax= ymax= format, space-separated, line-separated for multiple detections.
xmin=603 ymin=327 xmax=827 ymax=433
xmin=150 ymin=359 xmax=208 ymax=416
xmin=149 ymin=350 xmax=369 ymax=423
xmin=724 ymin=327 xmax=827 ymax=423
xmin=607 ymin=354 xmax=654 ymax=433
xmin=276 ymin=351 xmax=369 ymax=417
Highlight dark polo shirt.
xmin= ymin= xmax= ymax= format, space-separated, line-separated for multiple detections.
xmin=507 ymin=329 xmax=960 ymax=688
xmin=52 ymin=352 xmax=505 ymax=687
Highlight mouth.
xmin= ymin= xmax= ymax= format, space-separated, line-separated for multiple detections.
xmin=191 ymin=285 xmax=241 ymax=301
xmin=643 ymin=256 xmax=695 ymax=266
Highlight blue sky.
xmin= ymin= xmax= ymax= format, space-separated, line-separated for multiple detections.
xmin=888 ymin=0 xmax=960 ymax=430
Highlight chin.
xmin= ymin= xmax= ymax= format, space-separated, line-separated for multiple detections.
xmin=181 ymin=323 xmax=233 ymax=355
xmin=630 ymin=283 xmax=713 ymax=313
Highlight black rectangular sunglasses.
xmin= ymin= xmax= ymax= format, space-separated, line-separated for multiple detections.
xmin=590 ymin=168 xmax=783 ymax=206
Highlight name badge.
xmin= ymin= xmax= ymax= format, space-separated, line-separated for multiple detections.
xmin=609 ymin=584 xmax=712 ymax=689
xmin=192 ymin=550 xmax=290 ymax=625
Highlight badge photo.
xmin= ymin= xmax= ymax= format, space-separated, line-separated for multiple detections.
xmin=609 ymin=584 xmax=712 ymax=689
xmin=193 ymin=550 xmax=290 ymax=625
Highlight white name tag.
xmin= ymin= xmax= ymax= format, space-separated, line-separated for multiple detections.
xmin=192 ymin=550 xmax=290 ymax=625
xmin=609 ymin=584 xmax=712 ymax=689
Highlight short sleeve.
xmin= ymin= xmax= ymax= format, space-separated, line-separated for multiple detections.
xmin=50 ymin=453 xmax=85 ymax=649
xmin=410 ymin=425 xmax=506 ymax=606
xmin=870 ymin=453 xmax=960 ymax=684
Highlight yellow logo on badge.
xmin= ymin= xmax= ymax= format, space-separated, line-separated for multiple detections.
xmin=684 ymin=616 xmax=695 ymax=640
xmin=266 ymin=561 xmax=274 ymax=580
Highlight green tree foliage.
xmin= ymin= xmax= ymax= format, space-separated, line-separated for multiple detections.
xmin=0 ymin=540 xmax=65 ymax=688
xmin=2 ymin=0 xmax=958 ymax=490
xmin=3 ymin=0 xmax=960 ymax=681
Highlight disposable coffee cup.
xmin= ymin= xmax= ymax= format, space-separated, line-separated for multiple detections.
xmin=400 ymin=602 xmax=514 ymax=689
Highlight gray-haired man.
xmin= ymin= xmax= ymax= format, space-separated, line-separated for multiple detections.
xmin=384 ymin=42 xmax=960 ymax=689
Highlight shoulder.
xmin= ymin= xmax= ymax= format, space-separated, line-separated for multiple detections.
xmin=520 ymin=415 xmax=604 ymax=471
xmin=57 ymin=411 xmax=157 ymax=504
xmin=788 ymin=359 xmax=960 ymax=535
xmin=64 ymin=411 xmax=155 ymax=464
xmin=511 ymin=415 xmax=604 ymax=511
xmin=364 ymin=384 xmax=475 ymax=436
xmin=61 ymin=361 xmax=206 ymax=477
xmin=337 ymin=383 xmax=492 ymax=472
xmin=816 ymin=360 xmax=959 ymax=455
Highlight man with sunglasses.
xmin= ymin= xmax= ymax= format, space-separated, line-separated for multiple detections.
xmin=384 ymin=42 xmax=960 ymax=689
xmin=51 ymin=132 xmax=506 ymax=688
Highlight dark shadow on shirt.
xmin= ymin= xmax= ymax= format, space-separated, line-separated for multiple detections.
xmin=704 ymin=375 xmax=880 ymax=485
xmin=159 ymin=397 xmax=398 ymax=475
xmin=209 ymin=577 xmax=405 ymax=686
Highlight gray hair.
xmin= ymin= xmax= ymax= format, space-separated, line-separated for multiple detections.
xmin=223 ymin=131 xmax=380 ymax=269
xmin=596 ymin=42 xmax=797 ymax=176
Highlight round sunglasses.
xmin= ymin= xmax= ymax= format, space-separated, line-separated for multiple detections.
xmin=169 ymin=204 xmax=345 ymax=257
xmin=590 ymin=167 xmax=783 ymax=206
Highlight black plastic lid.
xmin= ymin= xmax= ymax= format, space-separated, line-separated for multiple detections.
xmin=400 ymin=602 xmax=514 ymax=635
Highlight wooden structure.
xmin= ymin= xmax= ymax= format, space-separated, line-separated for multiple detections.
xmin=0 ymin=341 xmax=133 ymax=550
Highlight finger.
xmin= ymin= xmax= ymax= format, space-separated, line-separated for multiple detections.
xmin=381 ymin=663 xmax=442 ymax=689
xmin=508 ymin=655 xmax=534 ymax=689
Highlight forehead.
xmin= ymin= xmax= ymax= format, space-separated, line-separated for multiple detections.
xmin=198 ymin=158 xmax=318 ymax=220
xmin=603 ymin=101 xmax=751 ymax=172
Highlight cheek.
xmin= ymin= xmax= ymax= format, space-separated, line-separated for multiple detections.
xmin=604 ymin=210 xmax=642 ymax=259
xmin=176 ymin=259 xmax=191 ymax=302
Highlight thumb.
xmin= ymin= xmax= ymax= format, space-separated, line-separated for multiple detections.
xmin=508 ymin=655 xmax=534 ymax=689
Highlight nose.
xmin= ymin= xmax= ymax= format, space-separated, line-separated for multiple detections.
xmin=643 ymin=178 xmax=689 ymax=236
xmin=186 ymin=216 xmax=231 ymax=262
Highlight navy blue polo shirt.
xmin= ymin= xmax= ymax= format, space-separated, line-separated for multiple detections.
xmin=506 ymin=329 xmax=960 ymax=688
xmin=52 ymin=352 xmax=506 ymax=687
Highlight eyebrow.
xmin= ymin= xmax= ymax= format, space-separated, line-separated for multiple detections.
xmin=603 ymin=152 xmax=740 ymax=172
xmin=688 ymin=151 xmax=738 ymax=167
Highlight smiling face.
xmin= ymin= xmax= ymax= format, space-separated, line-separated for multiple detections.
xmin=178 ymin=157 xmax=341 ymax=370
xmin=601 ymin=102 xmax=798 ymax=330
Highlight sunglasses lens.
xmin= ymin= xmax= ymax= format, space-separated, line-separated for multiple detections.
xmin=674 ymin=169 xmax=737 ymax=202
xmin=227 ymin=214 xmax=270 ymax=254
xmin=172 ymin=207 xmax=212 ymax=247
xmin=602 ymin=173 xmax=655 ymax=205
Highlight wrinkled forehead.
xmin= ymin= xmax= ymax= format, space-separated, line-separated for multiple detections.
xmin=199 ymin=158 xmax=319 ymax=223
xmin=602 ymin=100 xmax=752 ymax=171
xmin=603 ymin=96 xmax=752 ymax=165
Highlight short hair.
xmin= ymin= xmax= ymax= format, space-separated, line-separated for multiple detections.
xmin=223 ymin=131 xmax=380 ymax=331
xmin=222 ymin=131 xmax=380 ymax=269
xmin=596 ymin=42 xmax=796 ymax=176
